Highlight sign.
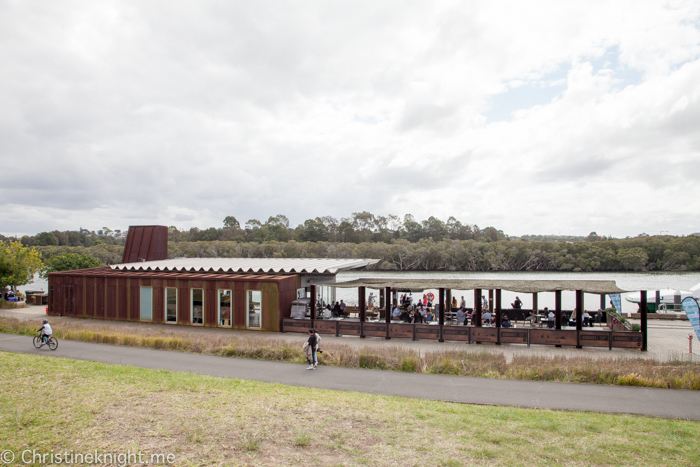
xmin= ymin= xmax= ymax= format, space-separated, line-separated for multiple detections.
xmin=682 ymin=297 xmax=700 ymax=342
xmin=609 ymin=293 xmax=622 ymax=314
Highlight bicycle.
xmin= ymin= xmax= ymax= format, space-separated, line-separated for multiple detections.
xmin=33 ymin=332 xmax=58 ymax=351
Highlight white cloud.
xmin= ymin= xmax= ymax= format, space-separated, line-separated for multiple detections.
xmin=0 ymin=0 xmax=699 ymax=237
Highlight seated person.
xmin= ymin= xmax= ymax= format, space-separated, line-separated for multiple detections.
xmin=412 ymin=308 xmax=423 ymax=324
xmin=525 ymin=310 xmax=538 ymax=325
xmin=392 ymin=306 xmax=401 ymax=320
xmin=332 ymin=302 xmax=343 ymax=317
xmin=482 ymin=311 xmax=492 ymax=325
xmin=425 ymin=311 xmax=434 ymax=322
xmin=595 ymin=309 xmax=604 ymax=325
xmin=502 ymin=315 xmax=512 ymax=328
xmin=456 ymin=308 xmax=466 ymax=325
xmin=512 ymin=297 xmax=523 ymax=309
xmin=399 ymin=309 xmax=412 ymax=323
xmin=568 ymin=309 xmax=578 ymax=326
xmin=582 ymin=310 xmax=592 ymax=327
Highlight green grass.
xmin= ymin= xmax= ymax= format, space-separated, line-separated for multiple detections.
xmin=2 ymin=316 xmax=700 ymax=390
xmin=1 ymin=352 xmax=699 ymax=466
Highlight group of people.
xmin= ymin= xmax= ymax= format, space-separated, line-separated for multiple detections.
xmin=321 ymin=300 xmax=347 ymax=318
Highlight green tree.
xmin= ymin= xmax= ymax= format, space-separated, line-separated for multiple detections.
xmin=0 ymin=242 xmax=43 ymax=290
xmin=41 ymin=253 xmax=101 ymax=277
xmin=223 ymin=216 xmax=240 ymax=229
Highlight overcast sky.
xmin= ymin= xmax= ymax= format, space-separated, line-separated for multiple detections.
xmin=1 ymin=1 xmax=699 ymax=238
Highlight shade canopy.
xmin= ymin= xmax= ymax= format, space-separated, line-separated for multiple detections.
xmin=326 ymin=278 xmax=628 ymax=294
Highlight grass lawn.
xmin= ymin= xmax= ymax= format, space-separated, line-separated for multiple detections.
xmin=1 ymin=352 xmax=699 ymax=466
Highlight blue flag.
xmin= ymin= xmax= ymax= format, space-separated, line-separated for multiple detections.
xmin=682 ymin=297 xmax=700 ymax=342
xmin=609 ymin=294 xmax=622 ymax=314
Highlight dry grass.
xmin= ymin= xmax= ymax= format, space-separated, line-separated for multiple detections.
xmin=1 ymin=316 xmax=699 ymax=389
xmin=0 ymin=300 xmax=27 ymax=309
xmin=1 ymin=352 xmax=699 ymax=467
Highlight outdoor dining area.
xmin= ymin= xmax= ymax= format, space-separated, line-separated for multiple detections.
xmin=282 ymin=278 xmax=647 ymax=351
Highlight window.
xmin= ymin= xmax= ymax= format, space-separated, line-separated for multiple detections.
xmin=140 ymin=287 xmax=153 ymax=321
xmin=247 ymin=290 xmax=262 ymax=329
xmin=218 ymin=289 xmax=231 ymax=326
xmin=191 ymin=289 xmax=204 ymax=325
xmin=165 ymin=288 xmax=177 ymax=323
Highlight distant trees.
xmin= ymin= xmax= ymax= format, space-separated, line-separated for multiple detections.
xmin=11 ymin=213 xmax=700 ymax=272
xmin=42 ymin=253 xmax=102 ymax=277
xmin=162 ymin=234 xmax=700 ymax=272
xmin=166 ymin=212 xmax=507 ymax=245
xmin=18 ymin=229 xmax=124 ymax=248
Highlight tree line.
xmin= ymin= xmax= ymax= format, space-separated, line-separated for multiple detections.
xmin=29 ymin=234 xmax=700 ymax=272
xmin=172 ymin=212 xmax=512 ymax=244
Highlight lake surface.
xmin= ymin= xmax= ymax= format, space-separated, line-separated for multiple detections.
xmin=19 ymin=271 xmax=700 ymax=315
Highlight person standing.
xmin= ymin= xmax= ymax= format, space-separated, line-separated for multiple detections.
xmin=304 ymin=328 xmax=318 ymax=369
xmin=459 ymin=296 xmax=466 ymax=308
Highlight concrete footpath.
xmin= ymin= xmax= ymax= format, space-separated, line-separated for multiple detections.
xmin=2 ymin=333 xmax=699 ymax=421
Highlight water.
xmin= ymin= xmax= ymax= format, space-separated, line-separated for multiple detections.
xmin=16 ymin=274 xmax=48 ymax=294
xmin=332 ymin=271 xmax=700 ymax=314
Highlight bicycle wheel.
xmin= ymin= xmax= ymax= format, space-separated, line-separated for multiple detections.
xmin=48 ymin=337 xmax=58 ymax=351
xmin=33 ymin=336 xmax=42 ymax=349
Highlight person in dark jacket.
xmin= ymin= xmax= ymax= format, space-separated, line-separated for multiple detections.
xmin=305 ymin=328 xmax=318 ymax=369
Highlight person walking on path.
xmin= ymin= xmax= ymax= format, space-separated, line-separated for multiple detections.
xmin=304 ymin=328 xmax=319 ymax=369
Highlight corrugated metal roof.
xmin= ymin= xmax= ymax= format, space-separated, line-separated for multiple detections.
xmin=328 ymin=278 xmax=628 ymax=294
xmin=112 ymin=258 xmax=380 ymax=275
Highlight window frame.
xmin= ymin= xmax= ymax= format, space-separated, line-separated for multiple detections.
xmin=246 ymin=290 xmax=262 ymax=329
xmin=217 ymin=289 xmax=232 ymax=327
xmin=190 ymin=288 xmax=204 ymax=326
xmin=165 ymin=287 xmax=178 ymax=324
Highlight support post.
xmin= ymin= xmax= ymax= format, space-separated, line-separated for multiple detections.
xmin=359 ymin=286 xmax=366 ymax=338
xmin=495 ymin=289 xmax=502 ymax=327
xmin=555 ymin=290 xmax=562 ymax=347
xmin=641 ymin=290 xmax=648 ymax=351
xmin=438 ymin=287 xmax=445 ymax=342
xmin=489 ymin=289 xmax=494 ymax=313
xmin=385 ymin=286 xmax=391 ymax=339
xmin=655 ymin=290 xmax=660 ymax=311
xmin=495 ymin=289 xmax=502 ymax=345
xmin=474 ymin=289 xmax=482 ymax=327
xmin=309 ymin=284 xmax=316 ymax=328
xmin=379 ymin=289 xmax=385 ymax=311
xmin=575 ymin=289 xmax=583 ymax=348
xmin=532 ymin=292 xmax=538 ymax=316
xmin=600 ymin=294 xmax=606 ymax=310
xmin=446 ymin=289 xmax=452 ymax=314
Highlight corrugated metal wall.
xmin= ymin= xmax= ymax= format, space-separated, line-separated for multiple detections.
xmin=48 ymin=270 xmax=296 ymax=333
xmin=121 ymin=225 xmax=169 ymax=263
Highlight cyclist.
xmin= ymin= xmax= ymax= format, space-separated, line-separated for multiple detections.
xmin=37 ymin=319 xmax=52 ymax=344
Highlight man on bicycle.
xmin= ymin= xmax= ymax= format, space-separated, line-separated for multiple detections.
xmin=37 ymin=320 xmax=52 ymax=343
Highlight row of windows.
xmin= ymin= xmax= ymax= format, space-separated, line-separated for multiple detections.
xmin=140 ymin=287 xmax=262 ymax=329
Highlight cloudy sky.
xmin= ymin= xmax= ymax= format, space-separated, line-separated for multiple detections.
xmin=1 ymin=1 xmax=699 ymax=238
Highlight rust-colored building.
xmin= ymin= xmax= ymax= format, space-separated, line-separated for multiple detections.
xmin=47 ymin=226 xmax=379 ymax=332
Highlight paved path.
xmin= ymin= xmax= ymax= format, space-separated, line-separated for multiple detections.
xmin=3 ymin=306 xmax=699 ymax=363
xmin=2 ymin=332 xmax=699 ymax=421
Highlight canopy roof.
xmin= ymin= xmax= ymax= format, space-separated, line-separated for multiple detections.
xmin=113 ymin=258 xmax=380 ymax=275
xmin=327 ymin=278 xmax=628 ymax=294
